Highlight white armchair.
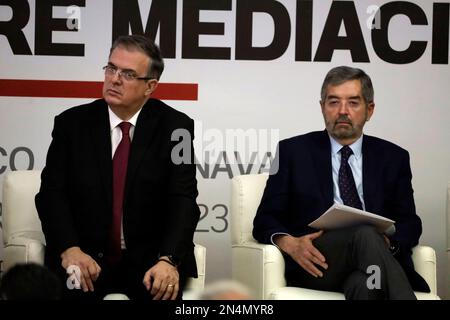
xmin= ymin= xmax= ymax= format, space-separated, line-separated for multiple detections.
xmin=186 ymin=244 xmax=206 ymax=292
xmin=446 ymin=181 xmax=450 ymax=298
xmin=231 ymin=174 xmax=440 ymax=300
xmin=2 ymin=170 xmax=205 ymax=292
xmin=2 ymin=170 xmax=45 ymax=271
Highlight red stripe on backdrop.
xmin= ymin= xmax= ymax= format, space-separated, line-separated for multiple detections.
xmin=0 ymin=79 xmax=198 ymax=101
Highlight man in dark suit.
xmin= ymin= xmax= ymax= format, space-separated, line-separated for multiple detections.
xmin=35 ymin=35 xmax=200 ymax=300
xmin=253 ymin=66 xmax=429 ymax=299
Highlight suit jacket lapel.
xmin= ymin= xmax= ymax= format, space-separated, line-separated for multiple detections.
xmin=312 ymin=130 xmax=334 ymax=207
xmin=90 ymin=100 xmax=113 ymax=210
xmin=124 ymin=100 xmax=161 ymax=200
xmin=362 ymin=135 xmax=380 ymax=212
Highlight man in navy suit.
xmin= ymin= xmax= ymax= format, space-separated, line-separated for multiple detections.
xmin=36 ymin=35 xmax=200 ymax=300
xmin=253 ymin=66 xmax=429 ymax=299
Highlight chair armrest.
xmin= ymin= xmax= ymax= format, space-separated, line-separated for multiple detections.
xmin=232 ymin=242 xmax=286 ymax=299
xmin=185 ymin=244 xmax=206 ymax=291
xmin=3 ymin=236 xmax=45 ymax=272
xmin=412 ymin=245 xmax=437 ymax=295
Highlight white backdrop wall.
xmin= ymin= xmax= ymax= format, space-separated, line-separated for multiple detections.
xmin=0 ymin=0 xmax=449 ymax=298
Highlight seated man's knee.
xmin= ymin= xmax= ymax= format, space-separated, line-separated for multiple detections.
xmin=348 ymin=225 xmax=387 ymax=249
xmin=352 ymin=225 xmax=380 ymax=241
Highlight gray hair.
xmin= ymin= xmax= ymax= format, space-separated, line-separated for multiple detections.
xmin=110 ymin=34 xmax=164 ymax=80
xmin=321 ymin=66 xmax=374 ymax=104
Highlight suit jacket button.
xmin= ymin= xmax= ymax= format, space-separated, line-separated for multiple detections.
xmin=98 ymin=252 xmax=104 ymax=258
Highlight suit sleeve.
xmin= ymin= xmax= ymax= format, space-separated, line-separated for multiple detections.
xmin=253 ymin=141 xmax=307 ymax=244
xmin=159 ymin=118 xmax=200 ymax=261
xmin=35 ymin=115 xmax=80 ymax=255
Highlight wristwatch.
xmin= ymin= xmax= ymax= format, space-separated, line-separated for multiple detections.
xmin=158 ymin=254 xmax=180 ymax=267
xmin=166 ymin=255 xmax=180 ymax=267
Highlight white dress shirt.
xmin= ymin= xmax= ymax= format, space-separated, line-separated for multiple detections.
xmin=109 ymin=108 xmax=141 ymax=157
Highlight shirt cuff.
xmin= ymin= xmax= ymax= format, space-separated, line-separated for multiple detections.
xmin=270 ymin=232 xmax=291 ymax=249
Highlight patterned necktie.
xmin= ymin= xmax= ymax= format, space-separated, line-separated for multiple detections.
xmin=338 ymin=145 xmax=363 ymax=210
xmin=110 ymin=121 xmax=132 ymax=264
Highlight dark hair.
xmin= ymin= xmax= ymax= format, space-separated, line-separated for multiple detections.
xmin=0 ymin=263 xmax=62 ymax=300
xmin=110 ymin=34 xmax=165 ymax=80
xmin=321 ymin=66 xmax=374 ymax=104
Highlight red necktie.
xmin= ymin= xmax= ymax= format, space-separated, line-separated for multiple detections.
xmin=110 ymin=121 xmax=132 ymax=264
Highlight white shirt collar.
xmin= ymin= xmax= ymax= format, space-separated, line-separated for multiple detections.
xmin=108 ymin=107 xmax=142 ymax=131
xmin=329 ymin=133 xmax=363 ymax=160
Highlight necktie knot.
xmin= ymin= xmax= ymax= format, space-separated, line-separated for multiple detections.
xmin=118 ymin=122 xmax=132 ymax=136
xmin=340 ymin=145 xmax=353 ymax=162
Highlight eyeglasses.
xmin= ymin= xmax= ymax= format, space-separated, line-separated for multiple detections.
xmin=102 ymin=65 xmax=153 ymax=82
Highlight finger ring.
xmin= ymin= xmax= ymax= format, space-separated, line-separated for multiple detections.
xmin=168 ymin=284 xmax=174 ymax=287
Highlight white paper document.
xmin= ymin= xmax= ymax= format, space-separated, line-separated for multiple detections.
xmin=308 ymin=204 xmax=395 ymax=233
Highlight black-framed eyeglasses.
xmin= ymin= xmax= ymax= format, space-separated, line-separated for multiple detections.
xmin=102 ymin=65 xmax=153 ymax=82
